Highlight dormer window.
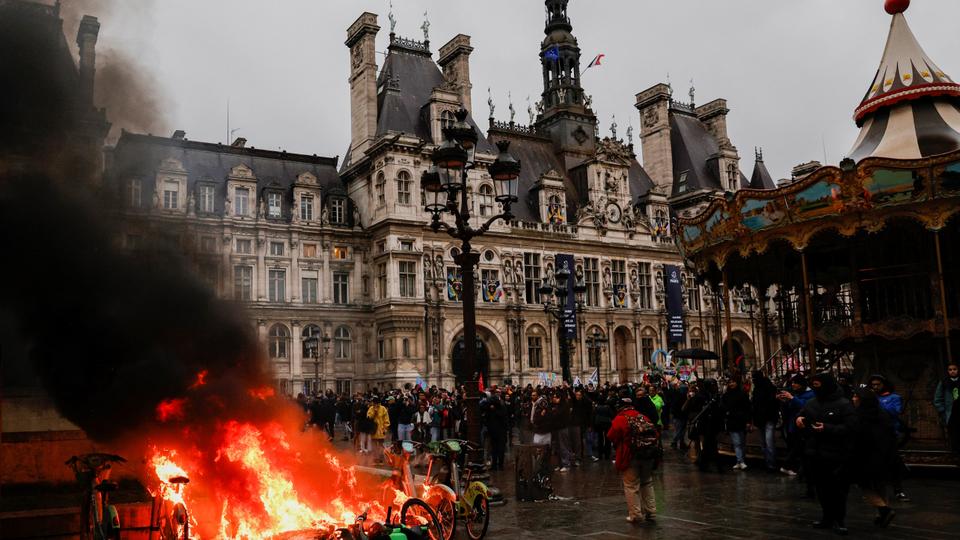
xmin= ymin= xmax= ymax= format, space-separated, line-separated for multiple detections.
xmin=727 ymin=163 xmax=739 ymax=192
xmin=198 ymin=184 xmax=215 ymax=213
xmin=330 ymin=197 xmax=346 ymax=224
xmin=299 ymin=194 xmax=314 ymax=221
xmin=128 ymin=178 xmax=142 ymax=208
xmin=234 ymin=187 xmax=250 ymax=216
xmin=440 ymin=110 xmax=456 ymax=131
xmin=267 ymin=192 xmax=282 ymax=218
xmin=478 ymin=184 xmax=495 ymax=217
xmin=547 ymin=195 xmax=565 ymax=223
xmin=396 ymin=171 xmax=412 ymax=205
xmin=677 ymin=171 xmax=689 ymax=194
xmin=162 ymin=180 xmax=180 ymax=210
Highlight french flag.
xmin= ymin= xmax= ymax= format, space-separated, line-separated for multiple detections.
xmin=587 ymin=54 xmax=605 ymax=69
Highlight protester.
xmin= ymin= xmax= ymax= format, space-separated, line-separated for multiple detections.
xmin=722 ymin=377 xmax=751 ymax=470
xmin=593 ymin=393 xmax=615 ymax=461
xmin=868 ymin=374 xmax=909 ymax=502
xmin=852 ymin=388 xmax=897 ymax=528
xmin=796 ymin=373 xmax=856 ymax=536
xmin=667 ymin=380 xmax=689 ymax=450
xmin=368 ymin=398 xmax=391 ymax=459
xmin=751 ymin=370 xmax=781 ymax=472
xmin=485 ymin=391 xmax=509 ymax=471
xmin=688 ymin=379 xmax=724 ymax=472
xmin=607 ymin=391 xmax=659 ymax=523
xmin=933 ymin=363 xmax=960 ymax=453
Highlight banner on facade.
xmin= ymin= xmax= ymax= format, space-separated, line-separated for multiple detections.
xmin=613 ymin=283 xmax=627 ymax=308
xmin=665 ymin=264 xmax=686 ymax=343
xmin=556 ymin=254 xmax=577 ymax=339
xmin=446 ymin=268 xmax=462 ymax=301
xmin=482 ymin=278 xmax=503 ymax=303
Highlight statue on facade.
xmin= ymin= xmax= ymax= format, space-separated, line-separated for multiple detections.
xmin=527 ymin=95 xmax=535 ymax=125
xmin=352 ymin=206 xmax=363 ymax=229
xmin=320 ymin=205 xmax=330 ymax=226
xmin=388 ymin=1 xmax=397 ymax=33
xmin=487 ymin=87 xmax=495 ymax=119
xmin=584 ymin=94 xmax=593 ymax=109
xmin=508 ymin=91 xmax=516 ymax=123
xmin=610 ymin=115 xmax=618 ymax=140
xmin=421 ymin=10 xmax=430 ymax=42
xmin=626 ymin=125 xmax=634 ymax=146
xmin=257 ymin=196 xmax=266 ymax=218
xmin=187 ymin=192 xmax=196 ymax=216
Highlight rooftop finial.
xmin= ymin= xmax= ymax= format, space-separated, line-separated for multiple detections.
xmin=487 ymin=87 xmax=496 ymax=119
xmin=610 ymin=114 xmax=618 ymax=140
xmin=508 ymin=91 xmax=516 ymax=123
xmin=885 ymin=0 xmax=910 ymax=15
xmin=666 ymin=72 xmax=673 ymax=95
xmin=627 ymin=124 xmax=634 ymax=146
xmin=527 ymin=95 xmax=535 ymax=125
xmin=689 ymin=78 xmax=696 ymax=107
xmin=388 ymin=0 xmax=396 ymax=33
xmin=755 ymin=147 xmax=764 ymax=162
xmin=421 ymin=10 xmax=430 ymax=42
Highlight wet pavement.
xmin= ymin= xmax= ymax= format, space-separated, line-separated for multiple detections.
xmin=343 ymin=438 xmax=960 ymax=539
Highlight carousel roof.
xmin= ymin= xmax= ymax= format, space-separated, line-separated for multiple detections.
xmin=848 ymin=1 xmax=960 ymax=161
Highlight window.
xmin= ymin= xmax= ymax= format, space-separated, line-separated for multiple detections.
xmin=527 ymin=336 xmax=543 ymax=368
xmin=333 ymin=246 xmax=349 ymax=259
xmin=687 ymin=276 xmax=701 ymax=312
xmin=129 ymin=179 xmax=142 ymax=208
xmin=399 ymin=240 xmax=414 ymax=252
xmin=377 ymin=329 xmax=385 ymax=360
xmin=524 ymin=253 xmax=542 ymax=304
xmin=333 ymin=272 xmax=349 ymax=305
xmin=440 ymin=109 xmax=456 ymax=131
xmin=302 ymin=275 xmax=318 ymax=304
xmin=267 ymin=192 xmax=282 ymax=218
xmin=690 ymin=337 xmax=704 ymax=350
xmin=200 ymin=236 xmax=217 ymax=253
xmin=588 ymin=342 xmax=601 ymax=368
xmin=336 ymin=379 xmax=352 ymax=396
xmin=300 ymin=195 xmax=314 ymax=221
xmin=235 ymin=187 xmax=249 ymax=216
xmin=677 ymin=171 xmax=689 ymax=194
xmin=637 ymin=262 xmax=653 ymax=309
xmin=727 ymin=163 xmax=739 ymax=192
xmin=199 ymin=263 xmax=218 ymax=290
xmin=377 ymin=263 xmax=387 ymax=299
xmin=331 ymin=198 xmax=346 ymax=224
xmin=335 ymin=326 xmax=352 ymax=360
xmin=199 ymin=185 xmax=215 ymax=213
xmin=398 ymin=261 xmax=416 ymax=298
xmin=268 ymin=269 xmax=286 ymax=302
xmin=402 ymin=338 xmax=410 ymax=358
xmin=641 ymin=337 xmax=655 ymax=366
xmin=584 ymin=258 xmax=600 ymax=307
xmin=303 ymin=243 xmax=317 ymax=258
xmin=268 ymin=324 xmax=289 ymax=359
xmin=376 ymin=172 xmax=386 ymax=206
xmin=234 ymin=265 xmax=253 ymax=300
xmin=478 ymin=184 xmax=494 ymax=217
xmin=377 ymin=241 xmax=386 ymax=253
xmin=236 ymin=238 xmax=252 ymax=254
xmin=269 ymin=242 xmax=284 ymax=257
xmin=612 ymin=260 xmax=626 ymax=286
xmin=397 ymin=171 xmax=412 ymax=205
xmin=481 ymin=269 xmax=500 ymax=303
xmin=163 ymin=181 xmax=179 ymax=210
xmin=547 ymin=194 xmax=564 ymax=223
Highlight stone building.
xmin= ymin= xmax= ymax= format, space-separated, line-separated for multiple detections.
xmin=107 ymin=0 xmax=769 ymax=393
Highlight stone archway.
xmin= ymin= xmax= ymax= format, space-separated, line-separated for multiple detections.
xmin=613 ymin=326 xmax=636 ymax=382
xmin=723 ymin=330 xmax=756 ymax=374
xmin=450 ymin=325 xmax=506 ymax=386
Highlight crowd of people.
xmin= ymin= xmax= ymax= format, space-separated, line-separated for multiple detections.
xmin=293 ymin=362 xmax=960 ymax=534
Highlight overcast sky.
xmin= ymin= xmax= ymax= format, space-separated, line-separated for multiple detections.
xmin=73 ymin=0 xmax=960 ymax=181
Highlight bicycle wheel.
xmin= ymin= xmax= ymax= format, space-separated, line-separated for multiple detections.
xmin=434 ymin=497 xmax=456 ymax=540
xmin=400 ymin=498 xmax=443 ymax=540
xmin=464 ymin=494 xmax=489 ymax=540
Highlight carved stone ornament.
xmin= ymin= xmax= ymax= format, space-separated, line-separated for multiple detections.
xmin=572 ymin=125 xmax=588 ymax=144
xmin=352 ymin=46 xmax=363 ymax=69
xmin=642 ymin=107 xmax=659 ymax=129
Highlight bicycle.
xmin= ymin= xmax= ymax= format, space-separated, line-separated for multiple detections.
xmin=423 ymin=439 xmax=490 ymax=540
xmin=149 ymin=473 xmax=191 ymax=540
xmin=335 ymin=498 xmax=443 ymax=540
xmin=381 ymin=440 xmax=456 ymax=540
xmin=66 ymin=453 xmax=126 ymax=540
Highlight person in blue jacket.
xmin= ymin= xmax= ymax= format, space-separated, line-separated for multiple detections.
xmin=778 ymin=375 xmax=815 ymax=478
xmin=868 ymin=374 xmax=909 ymax=502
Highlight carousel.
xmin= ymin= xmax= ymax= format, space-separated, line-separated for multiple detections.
xmin=677 ymin=0 xmax=960 ymax=460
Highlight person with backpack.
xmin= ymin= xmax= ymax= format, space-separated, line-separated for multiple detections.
xmin=607 ymin=390 xmax=660 ymax=523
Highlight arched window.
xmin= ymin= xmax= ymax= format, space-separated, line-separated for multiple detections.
xmin=301 ymin=324 xmax=321 ymax=358
xmin=402 ymin=337 xmax=411 ymax=358
xmin=335 ymin=326 xmax=352 ymax=360
xmin=478 ymin=184 xmax=494 ymax=217
xmin=376 ymin=172 xmax=386 ymax=206
xmin=269 ymin=324 xmax=289 ymax=359
xmin=440 ymin=110 xmax=456 ymax=131
xmin=396 ymin=170 xmax=412 ymax=205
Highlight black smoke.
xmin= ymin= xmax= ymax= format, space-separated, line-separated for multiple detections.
xmin=0 ymin=1 xmax=272 ymax=442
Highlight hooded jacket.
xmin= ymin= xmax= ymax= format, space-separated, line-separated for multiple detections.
xmin=799 ymin=373 xmax=857 ymax=462
xmin=852 ymin=388 xmax=897 ymax=484
xmin=934 ymin=375 xmax=960 ymax=424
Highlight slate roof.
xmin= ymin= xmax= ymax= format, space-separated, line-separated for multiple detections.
xmin=749 ymin=158 xmax=776 ymax=190
xmin=484 ymin=131 xmax=568 ymax=222
xmin=110 ymin=132 xmax=342 ymax=217
xmin=669 ymin=113 xmax=723 ymax=195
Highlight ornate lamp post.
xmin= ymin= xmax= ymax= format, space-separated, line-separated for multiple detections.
xmin=303 ymin=333 xmax=331 ymax=394
xmin=585 ymin=328 xmax=608 ymax=378
xmin=538 ymin=263 xmax=586 ymax=383
xmin=421 ymin=108 xmax=520 ymax=463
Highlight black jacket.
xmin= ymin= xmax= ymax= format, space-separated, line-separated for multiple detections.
xmin=853 ymin=391 xmax=897 ymax=484
xmin=800 ymin=388 xmax=857 ymax=463
xmin=751 ymin=375 xmax=781 ymax=426
xmin=721 ymin=388 xmax=751 ymax=432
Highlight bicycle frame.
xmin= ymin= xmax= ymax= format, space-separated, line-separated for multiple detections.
xmin=67 ymin=454 xmax=124 ymax=540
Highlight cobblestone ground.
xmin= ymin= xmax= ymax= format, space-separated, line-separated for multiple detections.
xmin=343 ymin=438 xmax=960 ymax=539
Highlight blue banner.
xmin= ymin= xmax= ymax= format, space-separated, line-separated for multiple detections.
xmin=665 ymin=265 xmax=686 ymax=343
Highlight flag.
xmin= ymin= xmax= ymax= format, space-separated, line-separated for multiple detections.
xmin=478 ymin=372 xmax=485 ymax=392
xmin=544 ymin=46 xmax=560 ymax=62
xmin=588 ymin=368 xmax=599 ymax=386
xmin=573 ymin=376 xmax=582 ymax=387
xmin=586 ymin=53 xmax=605 ymax=70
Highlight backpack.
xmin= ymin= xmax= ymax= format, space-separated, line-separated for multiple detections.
xmin=627 ymin=413 xmax=660 ymax=458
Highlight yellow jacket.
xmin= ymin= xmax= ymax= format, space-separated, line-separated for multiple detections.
xmin=367 ymin=404 xmax=390 ymax=440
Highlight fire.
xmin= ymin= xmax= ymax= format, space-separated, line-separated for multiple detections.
xmin=191 ymin=370 xmax=209 ymax=389
xmin=248 ymin=386 xmax=275 ymax=401
xmin=156 ymin=398 xmax=187 ymax=422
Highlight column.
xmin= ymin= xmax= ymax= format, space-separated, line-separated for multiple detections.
xmin=290 ymin=235 xmax=300 ymax=303
xmin=800 ymin=252 xmax=817 ymax=372
xmin=633 ymin=320 xmax=642 ymax=373
xmin=722 ymin=270 xmax=735 ymax=373
xmin=934 ymin=230 xmax=954 ymax=362
xmin=321 ymin=241 xmax=331 ymax=302
xmin=257 ymin=237 xmax=267 ymax=301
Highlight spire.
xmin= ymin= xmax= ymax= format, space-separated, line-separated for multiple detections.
xmin=847 ymin=1 xmax=960 ymax=161
xmin=545 ymin=0 xmax=572 ymax=33
xmin=540 ymin=0 xmax=584 ymax=110
xmin=750 ymin=148 xmax=775 ymax=190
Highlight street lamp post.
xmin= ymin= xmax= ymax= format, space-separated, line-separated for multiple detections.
xmin=422 ymin=108 xmax=520 ymax=464
xmin=538 ymin=263 xmax=586 ymax=383
xmin=585 ymin=328 xmax=608 ymax=379
xmin=303 ymin=333 xmax=331 ymax=394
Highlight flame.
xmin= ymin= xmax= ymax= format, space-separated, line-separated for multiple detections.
xmin=190 ymin=370 xmax=209 ymax=389
xmin=248 ymin=386 xmax=275 ymax=401
xmin=156 ymin=398 xmax=187 ymax=422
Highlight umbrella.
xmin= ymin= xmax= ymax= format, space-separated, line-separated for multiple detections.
xmin=672 ymin=348 xmax=720 ymax=361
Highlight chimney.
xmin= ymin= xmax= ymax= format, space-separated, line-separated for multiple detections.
xmin=76 ymin=15 xmax=100 ymax=108
xmin=232 ymin=137 xmax=247 ymax=148
xmin=695 ymin=99 xmax=731 ymax=148
xmin=438 ymin=34 xmax=474 ymax=114
xmin=791 ymin=161 xmax=822 ymax=181
xmin=635 ymin=83 xmax=675 ymax=192
xmin=345 ymin=13 xmax=380 ymax=163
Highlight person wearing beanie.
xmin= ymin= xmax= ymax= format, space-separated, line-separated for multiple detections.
xmin=868 ymin=374 xmax=909 ymax=502
xmin=934 ymin=363 xmax=960 ymax=453
xmin=851 ymin=388 xmax=897 ymax=528
xmin=796 ymin=372 xmax=857 ymax=535
xmin=779 ymin=374 xmax=815 ymax=477
xmin=607 ymin=391 xmax=658 ymax=523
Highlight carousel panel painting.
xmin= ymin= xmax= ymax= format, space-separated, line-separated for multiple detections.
xmin=789 ymin=180 xmax=843 ymax=220
xmin=740 ymin=197 xmax=788 ymax=232
xmin=862 ymin=169 xmax=924 ymax=207
xmin=939 ymin=161 xmax=960 ymax=195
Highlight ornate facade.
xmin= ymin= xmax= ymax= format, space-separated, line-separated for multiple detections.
xmin=107 ymin=1 xmax=766 ymax=393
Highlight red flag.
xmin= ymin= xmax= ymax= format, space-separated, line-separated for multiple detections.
xmin=478 ymin=373 xmax=485 ymax=392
